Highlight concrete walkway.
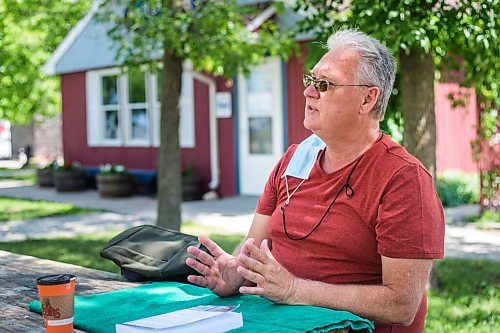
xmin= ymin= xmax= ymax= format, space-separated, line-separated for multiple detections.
xmin=0 ymin=181 xmax=499 ymax=262
xmin=0 ymin=181 xmax=257 ymax=239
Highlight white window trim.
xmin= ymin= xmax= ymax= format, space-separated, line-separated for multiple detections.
xmin=85 ymin=64 xmax=195 ymax=149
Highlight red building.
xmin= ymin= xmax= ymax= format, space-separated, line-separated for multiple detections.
xmin=44 ymin=2 xmax=479 ymax=197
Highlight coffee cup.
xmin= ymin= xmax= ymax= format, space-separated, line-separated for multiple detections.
xmin=36 ymin=274 xmax=76 ymax=333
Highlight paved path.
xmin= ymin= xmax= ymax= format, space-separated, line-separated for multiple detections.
xmin=0 ymin=182 xmax=257 ymax=239
xmin=1 ymin=182 xmax=499 ymax=262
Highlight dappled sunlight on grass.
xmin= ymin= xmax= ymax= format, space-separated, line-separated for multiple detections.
xmin=0 ymin=228 xmax=244 ymax=273
xmin=0 ymin=232 xmax=121 ymax=273
xmin=425 ymin=259 xmax=500 ymax=332
xmin=182 ymin=221 xmax=245 ymax=253
xmin=0 ymin=196 xmax=100 ymax=221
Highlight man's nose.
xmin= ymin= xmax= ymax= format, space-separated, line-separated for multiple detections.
xmin=303 ymin=82 xmax=320 ymax=99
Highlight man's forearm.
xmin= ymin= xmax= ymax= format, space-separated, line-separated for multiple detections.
xmin=290 ymin=278 xmax=422 ymax=326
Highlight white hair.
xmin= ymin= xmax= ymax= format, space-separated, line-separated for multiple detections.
xmin=327 ymin=29 xmax=396 ymax=120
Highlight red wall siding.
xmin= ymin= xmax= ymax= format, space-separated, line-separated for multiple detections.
xmin=435 ymin=83 xmax=479 ymax=173
xmin=61 ymin=73 xmax=212 ymax=190
xmin=216 ymin=78 xmax=237 ymax=197
xmin=286 ymin=46 xmax=311 ymax=146
xmin=61 ymin=72 xmax=159 ymax=169
xmin=182 ymin=80 xmax=211 ymax=193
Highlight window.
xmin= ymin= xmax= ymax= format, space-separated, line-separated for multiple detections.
xmin=126 ymin=68 xmax=149 ymax=143
xmin=101 ymin=75 xmax=120 ymax=141
xmin=85 ymin=64 xmax=195 ymax=148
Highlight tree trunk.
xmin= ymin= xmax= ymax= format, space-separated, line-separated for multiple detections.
xmin=157 ymin=49 xmax=183 ymax=230
xmin=400 ymin=48 xmax=437 ymax=178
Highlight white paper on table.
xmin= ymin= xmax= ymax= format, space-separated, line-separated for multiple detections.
xmin=116 ymin=305 xmax=242 ymax=333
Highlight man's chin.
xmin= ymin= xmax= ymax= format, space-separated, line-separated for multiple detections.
xmin=303 ymin=118 xmax=318 ymax=132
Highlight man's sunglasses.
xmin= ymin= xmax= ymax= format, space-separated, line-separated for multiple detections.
xmin=302 ymin=74 xmax=371 ymax=92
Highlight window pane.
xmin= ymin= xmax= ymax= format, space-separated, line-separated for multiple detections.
xmin=104 ymin=110 xmax=119 ymax=139
xmin=156 ymin=70 xmax=163 ymax=102
xmin=102 ymin=75 xmax=119 ymax=105
xmin=131 ymin=109 xmax=148 ymax=140
xmin=249 ymin=117 xmax=272 ymax=154
xmin=246 ymin=70 xmax=272 ymax=115
xmin=128 ymin=68 xmax=146 ymax=103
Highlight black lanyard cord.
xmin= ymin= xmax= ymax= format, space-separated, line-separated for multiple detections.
xmin=281 ymin=154 xmax=365 ymax=241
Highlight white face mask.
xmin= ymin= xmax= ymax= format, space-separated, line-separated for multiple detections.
xmin=281 ymin=134 xmax=325 ymax=180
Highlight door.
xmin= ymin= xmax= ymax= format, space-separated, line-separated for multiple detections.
xmin=238 ymin=57 xmax=284 ymax=195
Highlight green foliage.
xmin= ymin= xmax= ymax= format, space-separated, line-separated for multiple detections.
xmin=426 ymin=258 xmax=500 ymax=332
xmin=0 ymin=0 xmax=93 ymax=125
xmin=467 ymin=209 xmax=500 ymax=224
xmin=0 ymin=196 xmax=99 ymax=222
xmin=293 ymin=0 xmax=498 ymax=208
xmin=99 ymin=0 xmax=295 ymax=77
xmin=436 ymin=171 xmax=480 ymax=207
xmin=40 ymin=161 xmax=58 ymax=170
xmin=97 ymin=0 xmax=295 ymax=229
xmin=55 ymin=160 xmax=81 ymax=172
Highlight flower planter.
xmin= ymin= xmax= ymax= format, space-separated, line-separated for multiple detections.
xmin=37 ymin=169 xmax=54 ymax=187
xmin=97 ymin=173 xmax=133 ymax=198
xmin=54 ymin=170 xmax=87 ymax=192
xmin=182 ymin=175 xmax=202 ymax=201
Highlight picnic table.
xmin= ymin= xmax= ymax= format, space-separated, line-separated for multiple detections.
xmin=0 ymin=250 xmax=351 ymax=333
xmin=0 ymin=250 xmax=140 ymax=332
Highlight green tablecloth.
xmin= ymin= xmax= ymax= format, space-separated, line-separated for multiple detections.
xmin=29 ymin=281 xmax=373 ymax=333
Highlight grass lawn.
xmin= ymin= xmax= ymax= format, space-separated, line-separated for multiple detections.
xmin=0 ymin=173 xmax=36 ymax=182
xmin=0 ymin=229 xmax=497 ymax=332
xmin=426 ymin=259 xmax=500 ymax=332
xmin=0 ymin=196 xmax=100 ymax=221
xmin=0 ymin=168 xmax=36 ymax=182
xmin=0 ymin=225 xmax=245 ymax=273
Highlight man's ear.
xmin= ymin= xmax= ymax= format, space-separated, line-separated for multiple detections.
xmin=360 ymin=87 xmax=380 ymax=115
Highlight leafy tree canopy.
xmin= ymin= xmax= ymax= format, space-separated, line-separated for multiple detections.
xmin=294 ymin=1 xmax=498 ymax=87
xmin=0 ymin=0 xmax=92 ymax=125
xmin=294 ymin=0 xmax=498 ymax=209
xmin=98 ymin=0 xmax=295 ymax=229
xmin=99 ymin=0 xmax=295 ymax=77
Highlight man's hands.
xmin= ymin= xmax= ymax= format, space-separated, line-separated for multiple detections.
xmin=186 ymin=236 xmax=299 ymax=305
xmin=186 ymin=236 xmax=245 ymax=297
xmin=236 ymin=238 xmax=299 ymax=304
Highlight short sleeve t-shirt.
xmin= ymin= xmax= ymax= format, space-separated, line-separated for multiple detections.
xmin=256 ymin=134 xmax=445 ymax=333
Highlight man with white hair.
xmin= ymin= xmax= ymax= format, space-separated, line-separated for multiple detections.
xmin=187 ymin=29 xmax=445 ymax=333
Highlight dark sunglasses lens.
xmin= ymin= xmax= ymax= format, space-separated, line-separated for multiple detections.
xmin=303 ymin=75 xmax=327 ymax=92
xmin=316 ymin=80 xmax=327 ymax=92
xmin=303 ymin=75 xmax=311 ymax=88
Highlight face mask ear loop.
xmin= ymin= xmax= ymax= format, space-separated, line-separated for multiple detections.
xmin=284 ymin=175 xmax=306 ymax=206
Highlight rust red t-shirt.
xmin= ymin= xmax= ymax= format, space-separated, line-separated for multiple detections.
xmin=256 ymin=134 xmax=445 ymax=333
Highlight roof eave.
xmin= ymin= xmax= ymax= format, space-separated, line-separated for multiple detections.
xmin=42 ymin=0 xmax=104 ymax=76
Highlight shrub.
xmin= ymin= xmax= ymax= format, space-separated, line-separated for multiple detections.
xmin=55 ymin=160 xmax=81 ymax=172
xmin=436 ymin=171 xmax=480 ymax=207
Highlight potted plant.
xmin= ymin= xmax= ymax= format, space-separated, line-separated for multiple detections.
xmin=181 ymin=164 xmax=201 ymax=201
xmin=97 ymin=164 xmax=133 ymax=198
xmin=36 ymin=161 xmax=56 ymax=187
xmin=54 ymin=161 xmax=87 ymax=192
